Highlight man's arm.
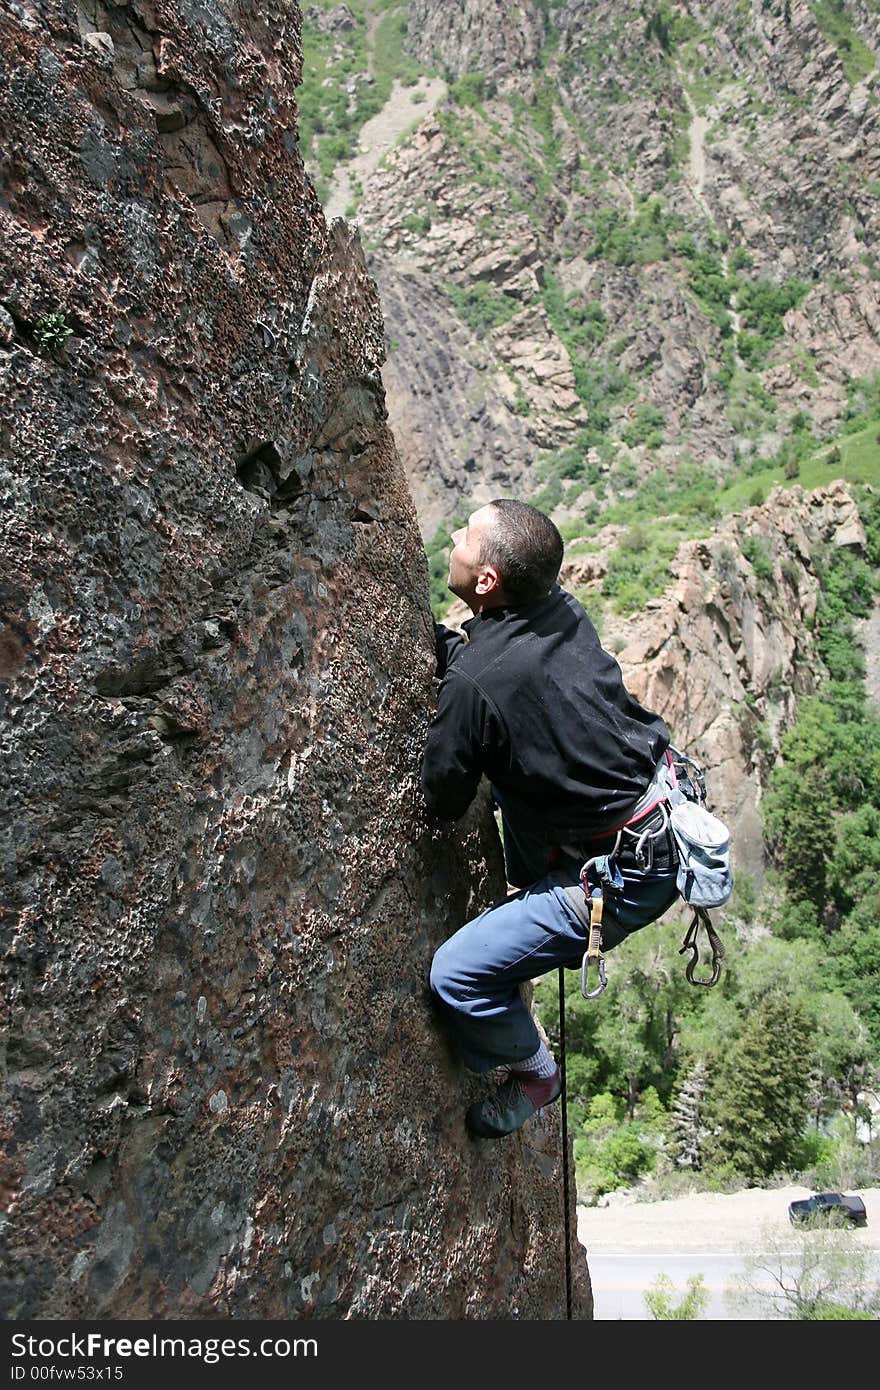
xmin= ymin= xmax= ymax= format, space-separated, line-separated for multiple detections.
xmin=433 ymin=621 xmax=465 ymax=680
xmin=421 ymin=670 xmax=494 ymax=821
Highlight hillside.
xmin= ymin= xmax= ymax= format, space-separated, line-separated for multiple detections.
xmin=299 ymin=0 xmax=880 ymax=538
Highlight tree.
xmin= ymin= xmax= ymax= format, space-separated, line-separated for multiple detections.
xmin=703 ymin=992 xmax=813 ymax=1181
xmin=730 ymin=1220 xmax=880 ymax=1320
xmin=644 ymin=1273 xmax=709 ymax=1320
xmin=762 ymin=764 xmax=835 ymax=914
xmin=669 ymin=1059 xmax=709 ymax=1169
xmin=829 ymin=893 xmax=880 ymax=1052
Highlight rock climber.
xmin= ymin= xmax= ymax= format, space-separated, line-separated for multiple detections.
xmin=423 ymin=499 xmax=679 ymax=1139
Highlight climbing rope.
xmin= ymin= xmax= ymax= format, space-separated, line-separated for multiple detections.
xmin=558 ymin=965 xmax=573 ymax=1320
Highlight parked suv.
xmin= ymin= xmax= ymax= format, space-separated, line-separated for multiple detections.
xmin=788 ymin=1192 xmax=868 ymax=1227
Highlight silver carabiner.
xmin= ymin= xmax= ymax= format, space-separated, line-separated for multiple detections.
xmin=581 ymin=950 xmax=607 ymax=1000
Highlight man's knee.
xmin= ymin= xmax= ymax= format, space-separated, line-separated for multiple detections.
xmin=429 ymin=938 xmax=455 ymax=1002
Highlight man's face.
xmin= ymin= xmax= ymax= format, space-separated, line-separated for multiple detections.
xmin=448 ymin=505 xmax=500 ymax=611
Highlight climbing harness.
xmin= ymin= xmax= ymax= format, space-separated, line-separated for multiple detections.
xmin=555 ymin=746 xmax=731 ymax=1318
xmin=574 ymin=747 xmax=730 ymax=1000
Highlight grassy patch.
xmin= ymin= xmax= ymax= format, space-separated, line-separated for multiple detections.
xmin=372 ymin=5 xmax=426 ymax=89
xmin=716 ymin=417 xmax=880 ymax=512
xmin=811 ymin=1 xmax=876 ymax=85
xmin=589 ymin=459 xmax=724 ymax=532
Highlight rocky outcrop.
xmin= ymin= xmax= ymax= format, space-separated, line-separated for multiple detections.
xmin=0 ymin=2 xmax=589 ymax=1319
xmin=405 ymin=0 xmax=547 ymax=84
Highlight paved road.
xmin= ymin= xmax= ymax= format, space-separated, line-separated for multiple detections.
xmin=588 ymin=1248 xmax=880 ymax=1320
xmin=588 ymin=1252 xmax=776 ymax=1320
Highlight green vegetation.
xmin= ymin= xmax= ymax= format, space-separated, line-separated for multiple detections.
xmin=736 ymin=277 xmax=812 ymax=369
xmin=810 ymin=1 xmax=876 ymax=86
xmin=402 ymin=209 xmax=432 ymax=235
xmin=680 ymin=243 xmax=736 ymax=334
xmin=644 ymin=1273 xmax=709 ymax=1321
xmin=762 ymin=501 xmax=880 ymax=1019
xmin=621 ymin=403 xmax=666 ymax=449
xmin=298 ymin=1 xmax=433 ymax=202
xmin=734 ymin=1222 xmax=880 ymax=1319
xmin=33 ymin=309 xmax=72 ymax=353
xmin=601 ymin=523 xmax=687 ymax=613
xmin=715 ymin=414 xmax=880 ymax=516
xmin=445 ymin=280 xmax=521 ymax=333
xmin=642 ymin=4 xmax=701 ymax=54
xmin=702 ymin=992 xmax=812 ymax=1181
xmin=447 ymin=72 xmax=490 ymax=108
xmin=740 ymin=533 xmax=774 ymax=581
xmin=372 ymin=5 xmax=425 ymax=90
xmin=588 ymin=198 xmax=684 ymax=267
xmin=425 ymin=523 xmax=455 ymax=619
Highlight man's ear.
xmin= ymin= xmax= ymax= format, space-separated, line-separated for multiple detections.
xmin=475 ymin=565 xmax=502 ymax=596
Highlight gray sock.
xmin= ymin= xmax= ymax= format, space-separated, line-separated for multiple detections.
xmin=511 ymin=1039 xmax=557 ymax=1080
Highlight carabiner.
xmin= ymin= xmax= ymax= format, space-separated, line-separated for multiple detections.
xmin=679 ymin=909 xmax=723 ymax=987
xmin=681 ymin=940 xmax=722 ymax=987
xmin=581 ymin=950 xmax=607 ymax=1000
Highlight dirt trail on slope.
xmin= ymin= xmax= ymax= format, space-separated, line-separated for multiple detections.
xmin=324 ymin=74 xmax=447 ymax=222
xmin=678 ymin=78 xmax=742 ymax=339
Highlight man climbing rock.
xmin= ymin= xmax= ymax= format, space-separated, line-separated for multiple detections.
xmin=423 ymin=499 xmax=679 ymax=1139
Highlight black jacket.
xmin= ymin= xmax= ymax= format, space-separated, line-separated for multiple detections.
xmin=422 ymin=586 xmax=670 ymax=840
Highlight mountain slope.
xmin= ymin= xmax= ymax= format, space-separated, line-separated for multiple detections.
xmin=300 ymin=0 xmax=880 ymax=535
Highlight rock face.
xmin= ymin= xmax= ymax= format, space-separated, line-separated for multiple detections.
xmin=0 ymin=2 xmax=590 ymax=1319
xmin=406 ymin=0 xmax=546 ymax=84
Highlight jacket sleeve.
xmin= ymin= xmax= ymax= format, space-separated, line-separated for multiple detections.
xmin=433 ymin=621 xmax=465 ymax=679
xmin=421 ymin=671 xmax=498 ymax=820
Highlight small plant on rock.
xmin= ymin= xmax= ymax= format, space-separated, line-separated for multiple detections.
xmin=34 ymin=309 xmax=72 ymax=353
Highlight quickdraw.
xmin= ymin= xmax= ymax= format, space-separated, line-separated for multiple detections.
xmin=581 ymin=885 xmax=607 ymax=1000
xmin=679 ymin=906 xmax=725 ymax=987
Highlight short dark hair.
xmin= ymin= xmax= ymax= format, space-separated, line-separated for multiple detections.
xmin=478 ymin=499 xmax=564 ymax=605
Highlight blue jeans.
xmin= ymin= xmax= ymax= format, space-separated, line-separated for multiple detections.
xmin=429 ymin=808 xmax=679 ymax=1072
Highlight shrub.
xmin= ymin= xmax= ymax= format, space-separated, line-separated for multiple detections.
xmin=446 ymin=280 xmax=520 ymax=333
xmin=644 ymin=1273 xmax=710 ymax=1321
xmin=447 ymin=72 xmax=489 ymax=107
xmin=740 ymin=533 xmax=774 ymax=581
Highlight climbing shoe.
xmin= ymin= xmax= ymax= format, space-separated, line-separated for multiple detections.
xmin=465 ymin=1066 xmax=562 ymax=1139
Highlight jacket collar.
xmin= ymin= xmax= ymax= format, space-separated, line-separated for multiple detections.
xmin=461 ymin=585 xmax=560 ymax=638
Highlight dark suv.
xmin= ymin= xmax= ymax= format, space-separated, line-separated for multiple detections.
xmin=788 ymin=1192 xmax=868 ymax=1227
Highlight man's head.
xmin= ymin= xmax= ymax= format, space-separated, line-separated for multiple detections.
xmin=447 ymin=499 xmax=564 ymax=613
